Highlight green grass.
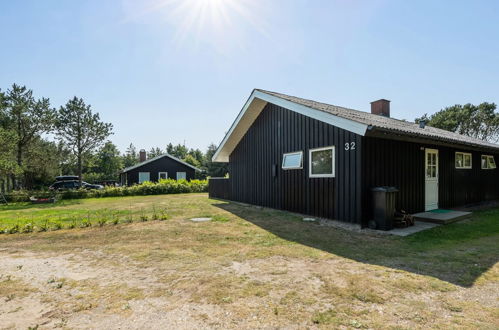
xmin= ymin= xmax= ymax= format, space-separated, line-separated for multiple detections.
xmin=0 ymin=194 xmax=209 ymax=230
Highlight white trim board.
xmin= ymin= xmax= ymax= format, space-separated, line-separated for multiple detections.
xmin=121 ymin=153 xmax=201 ymax=173
xmin=212 ymin=90 xmax=368 ymax=162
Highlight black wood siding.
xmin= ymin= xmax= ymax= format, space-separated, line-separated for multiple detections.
xmin=228 ymin=103 xmax=362 ymax=223
xmin=208 ymin=178 xmax=231 ymax=200
xmin=362 ymin=136 xmax=499 ymax=224
xmin=122 ymin=156 xmax=196 ymax=186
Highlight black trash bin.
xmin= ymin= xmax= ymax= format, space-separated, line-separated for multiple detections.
xmin=370 ymin=186 xmax=398 ymax=230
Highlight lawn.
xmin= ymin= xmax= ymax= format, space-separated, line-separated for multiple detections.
xmin=0 ymin=193 xmax=498 ymax=329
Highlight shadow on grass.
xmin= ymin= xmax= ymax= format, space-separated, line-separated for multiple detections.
xmin=215 ymin=202 xmax=499 ymax=287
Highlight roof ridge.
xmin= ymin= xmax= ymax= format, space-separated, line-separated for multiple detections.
xmin=121 ymin=152 xmax=201 ymax=173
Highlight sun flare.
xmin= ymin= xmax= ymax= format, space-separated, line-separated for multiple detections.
xmin=122 ymin=0 xmax=268 ymax=54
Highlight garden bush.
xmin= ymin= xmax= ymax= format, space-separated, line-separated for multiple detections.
xmin=4 ymin=179 xmax=208 ymax=202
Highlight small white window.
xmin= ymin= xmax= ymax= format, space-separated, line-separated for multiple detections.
xmin=309 ymin=146 xmax=335 ymax=178
xmin=455 ymin=152 xmax=472 ymax=169
xmin=481 ymin=155 xmax=497 ymax=169
xmin=138 ymin=172 xmax=150 ymax=183
xmin=282 ymin=151 xmax=303 ymax=170
xmin=158 ymin=172 xmax=168 ymax=180
xmin=176 ymin=172 xmax=186 ymax=180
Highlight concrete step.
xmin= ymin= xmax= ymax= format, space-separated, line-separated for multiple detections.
xmin=412 ymin=210 xmax=472 ymax=225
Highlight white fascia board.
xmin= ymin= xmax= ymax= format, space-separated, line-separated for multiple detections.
xmin=212 ymin=90 xmax=368 ymax=162
xmin=121 ymin=154 xmax=201 ymax=173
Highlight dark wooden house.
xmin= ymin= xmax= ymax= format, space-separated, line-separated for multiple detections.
xmin=210 ymin=89 xmax=499 ymax=226
xmin=120 ymin=150 xmax=200 ymax=186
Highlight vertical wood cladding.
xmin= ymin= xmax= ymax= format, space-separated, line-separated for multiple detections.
xmin=208 ymin=178 xmax=231 ymax=200
xmin=123 ymin=156 xmax=196 ymax=186
xmin=362 ymin=136 xmax=499 ymax=224
xmin=228 ymin=103 xmax=362 ymax=223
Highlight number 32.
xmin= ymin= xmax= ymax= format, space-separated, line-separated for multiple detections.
xmin=345 ymin=142 xmax=356 ymax=151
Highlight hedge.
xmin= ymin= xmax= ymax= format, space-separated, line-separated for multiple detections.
xmin=3 ymin=179 xmax=208 ymax=202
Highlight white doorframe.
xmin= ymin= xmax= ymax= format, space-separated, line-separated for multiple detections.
xmin=424 ymin=148 xmax=439 ymax=211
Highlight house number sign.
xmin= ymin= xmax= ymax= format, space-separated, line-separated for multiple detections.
xmin=344 ymin=142 xmax=356 ymax=151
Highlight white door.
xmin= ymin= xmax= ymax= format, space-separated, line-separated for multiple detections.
xmin=425 ymin=149 xmax=439 ymax=211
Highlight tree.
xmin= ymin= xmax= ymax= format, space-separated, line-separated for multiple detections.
xmin=188 ymin=148 xmax=205 ymax=165
xmin=0 ymin=128 xmax=21 ymax=188
xmin=122 ymin=143 xmax=138 ymax=168
xmin=56 ymin=97 xmax=113 ymax=185
xmin=205 ymin=143 xmax=228 ymax=177
xmin=167 ymin=143 xmax=188 ymax=159
xmin=23 ymin=137 xmax=61 ymax=189
xmin=148 ymin=147 xmax=163 ymax=159
xmin=415 ymin=103 xmax=499 ymax=142
xmin=4 ymin=84 xmax=55 ymax=187
xmin=184 ymin=154 xmax=201 ymax=168
xmin=93 ymin=141 xmax=123 ymax=180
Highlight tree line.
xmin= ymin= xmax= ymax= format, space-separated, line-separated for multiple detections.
xmin=415 ymin=103 xmax=499 ymax=143
xmin=0 ymin=84 xmax=227 ymax=192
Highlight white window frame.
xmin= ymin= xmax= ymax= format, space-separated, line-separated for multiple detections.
xmin=309 ymin=146 xmax=335 ymax=178
xmin=282 ymin=151 xmax=303 ymax=170
xmin=481 ymin=155 xmax=497 ymax=170
xmin=455 ymin=152 xmax=472 ymax=169
xmin=138 ymin=172 xmax=150 ymax=183
xmin=176 ymin=172 xmax=187 ymax=180
xmin=158 ymin=172 xmax=168 ymax=180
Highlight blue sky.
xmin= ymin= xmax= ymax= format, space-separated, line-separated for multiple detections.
xmin=1 ymin=0 xmax=498 ymax=152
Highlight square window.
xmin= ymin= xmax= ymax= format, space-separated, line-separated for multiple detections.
xmin=176 ymin=172 xmax=186 ymax=180
xmin=158 ymin=172 xmax=168 ymax=180
xmin=309 ymin=146 xmax=335 ymax=178
xmin=282 ymin=151 xmax=303 ymax=170
xmin=482 ymin=155 xmax=497 ymax=169
xmin=455 ymin=152 xmax=471 ymax=169
xmin=138 ymin=172 xmax=150 ymax=183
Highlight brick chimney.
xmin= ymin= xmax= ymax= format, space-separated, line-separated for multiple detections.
xmin=370 ymin=99 xmax=391 ymax=117
xmin=139 ymin=149 xmax=147 ymax=162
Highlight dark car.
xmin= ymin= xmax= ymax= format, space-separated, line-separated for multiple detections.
xmin=55 ymin=175 xmax=80 ymax=181
xmin=49 ymin=180 xmax=104 ymax=191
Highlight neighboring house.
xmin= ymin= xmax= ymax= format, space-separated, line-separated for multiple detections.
xmin=210 ymin=89 xmax=499 ymax=226
xmin=120 ymin=149 xmax=201 ymax=186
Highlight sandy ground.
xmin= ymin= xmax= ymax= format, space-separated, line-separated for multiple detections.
xmin=1 ymin=247 xmax=498 ymax=329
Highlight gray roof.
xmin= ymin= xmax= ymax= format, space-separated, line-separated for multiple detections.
xmin=257 ymin=89 xmax=499 ymax=151
xmin=121 ymin=153 xmax=201 ymax=173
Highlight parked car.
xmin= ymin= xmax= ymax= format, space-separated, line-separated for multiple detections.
xmin=49 ymin=180 xmax=104 ymax=191
xmin=55 ymin=175 xmax=80 ymax=181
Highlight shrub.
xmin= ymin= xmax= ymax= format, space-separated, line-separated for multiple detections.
xmin=79 ymin=219 xmax=91 ymax=228
xmin=51 ymin=222 xmax=63 ymax=231
xmin=4 ymin=179 xmax=208 ymax=202
xmin=21 ymin=223 xmax=34 ymax=233
xmin=37 ymin=221 xmax=49 ymax=232
xmin=97 ymin=218 xmax=107 ymax=227
xmin=6 ymin=224 xmax=20 ymax=234
xmin=158 ymin=211 xmax=169 ymax=221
